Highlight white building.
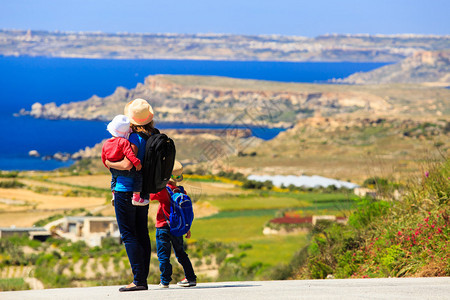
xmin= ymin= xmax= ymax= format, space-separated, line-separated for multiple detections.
xmin=44 ymin=216 xmax=120 ymax=247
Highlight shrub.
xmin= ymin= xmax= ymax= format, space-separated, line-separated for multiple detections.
xmin=215 ymin=251 xmax=227 ymax=265
xmin=242 ymin=179 xmax=264 ymax=189
xmin=0 ymin=171 xmax=19 ymax=178
xmin=265 ymin=264 xmax=292 ymax=280
xmin=0 ymin=180 xmax=25 ymax=188
xmin=0 ymin=278 xmax=30 ymax=291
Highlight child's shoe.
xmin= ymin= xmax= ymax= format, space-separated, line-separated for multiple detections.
xmin=158 ymin=282 xmax=169 ymax=288
xmin=177 ymin=278 xmax=196 ymax=287
xmin=140 ymin=198 xmax=150 ymax=205
xmin=132 ymin=193 xmax=149 ymax=206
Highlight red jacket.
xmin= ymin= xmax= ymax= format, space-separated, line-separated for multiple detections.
xmin=101 ymin=137 xmax=140 ymax=168
xmin=150 ymin=183 xmax=184 ymax=228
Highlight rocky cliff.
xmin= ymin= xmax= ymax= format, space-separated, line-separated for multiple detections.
xmin=340 ymin=51 xmax=450 ymax=84
xmin=18 ymin=75 xmax=392 ymax=125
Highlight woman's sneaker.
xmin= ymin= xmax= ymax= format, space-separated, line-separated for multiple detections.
xmin=177 ymin=278 xmax=196 ymax=287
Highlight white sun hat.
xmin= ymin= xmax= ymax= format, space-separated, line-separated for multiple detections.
xmin=107 ymin=114 xmax=131 ymax=138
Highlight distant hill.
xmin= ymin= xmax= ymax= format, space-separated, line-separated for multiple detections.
xmin=1 ymin=29 xmax=449 ymax=62
xmin=340 ymin=51 xmax=450 ymax=84
xmin=225 ymin=115 xmax=449 ymax=182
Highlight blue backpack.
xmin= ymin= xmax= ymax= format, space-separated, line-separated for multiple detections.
xmin=164 ymin=186 xmax=194 ymax=236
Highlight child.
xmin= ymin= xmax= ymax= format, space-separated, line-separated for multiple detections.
xmin=150 ymin=161 xmax=197 ymax=288
xmin=101 ymin=114 xmax=148 ymax=206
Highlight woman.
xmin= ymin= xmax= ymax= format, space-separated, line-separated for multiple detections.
xmin=106 ymin=98 xmax=157 ymax=292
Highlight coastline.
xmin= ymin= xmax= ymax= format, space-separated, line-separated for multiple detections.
xmin=0 ymin=117 xmax=287 ymax=171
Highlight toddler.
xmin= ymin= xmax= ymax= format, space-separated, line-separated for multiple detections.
xmin=101 ymin=114 xmax=148 ymax=206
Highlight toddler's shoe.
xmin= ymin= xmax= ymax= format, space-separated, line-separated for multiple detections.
xmin=140 ymin=198 xmax=150 ymax=205
xmin=158 ymin=282 xmax=169 ymax=288
xmin=132 ymin=193 xmax=149 ymax=206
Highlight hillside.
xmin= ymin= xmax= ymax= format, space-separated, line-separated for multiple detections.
xmin=340 ymin=51 xmax=450 ymax=84
xmin=1 ymin=29 xmax=449 ymax=62
xmin=224 ymin=116 xmax=449 ymax=183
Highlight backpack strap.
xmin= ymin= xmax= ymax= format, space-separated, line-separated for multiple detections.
xmin=166 ymin=186 xmax=174 ymax=196
xmin=166 ymin=186 xmax=182 ymax=195
xmin=137 ymin=131 xmax=150 ymax=141
xmin=137 ymin=127 xmax=160 ymax=140
xmin=163 ymin=186 xmax=173 ymax=227
xmin=163 ymin=185 xmax=182 ymax=226
xmin=163 ymin=212 xmax=170 ymax=227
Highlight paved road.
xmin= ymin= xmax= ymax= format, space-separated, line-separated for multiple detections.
xmin=1 ymin=277 xmax=449 ymax=300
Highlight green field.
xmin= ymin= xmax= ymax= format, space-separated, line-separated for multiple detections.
xmin=192 ymin=215 xmax=271 ymax=242
xmin=198 ymin=191 xmax=355 ymax=212
xmin=240 ymin=234 xmax=309 ymax=267
xmin=191 ymin=215 xmax=309 ymax=269
xmin=190 ymin=190 xmax=355 ymax=268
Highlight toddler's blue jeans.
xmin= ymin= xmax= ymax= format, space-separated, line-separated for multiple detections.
xmin=156 ymin=226 xmax=196 ymax=285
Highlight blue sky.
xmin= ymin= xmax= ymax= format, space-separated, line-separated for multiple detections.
xmin=0 ymin=0 xmax=449 ymax=37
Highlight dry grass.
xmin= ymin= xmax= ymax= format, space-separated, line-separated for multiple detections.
xmin=50 ymin=174 xmax=111 ymax=189
xmin=414 ymin=260 xmax=448 ymax=277
xmin=0 ymin=188 xmax=104 ymax=210
xmin=0 ymin=211 xmax=57 ymax=227
xmin=0 ymin=185 xmax=106 ymax=227
xmin=0 ymin=173 xmax=240 ymax=227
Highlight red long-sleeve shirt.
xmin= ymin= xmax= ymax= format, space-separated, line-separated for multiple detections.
xmin=101 ymin=137 xmax=140 ymax=168
xmin=150 ymin=183 xmax=184 ymax=228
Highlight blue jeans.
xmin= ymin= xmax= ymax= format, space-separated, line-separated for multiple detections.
xmin=156 ymin=227 xmax=196 ymax=285
xmin=114 ymin=191 xmax=150 ymax=287
xmin=110 ymin=167 xmax=143 ymax=192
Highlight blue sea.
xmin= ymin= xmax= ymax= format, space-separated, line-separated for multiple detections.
xmin=0 ymin=56 xmax=389 ymax=171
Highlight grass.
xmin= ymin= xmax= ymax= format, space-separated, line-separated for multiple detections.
xmin=200 ymin=194 xmax=307 ymax=211
xmin=192 ymin=214 xmax=310 ymax=270
xmin=0 ymin=278 xmax=29 ymax=291
xmin=240 ymin=234 xmax=309 ymax=267
xmin=199 ymin=191 xmax=354 ymax=212
xmin=199 ymin=209 xmax=278 ymax=220
xmin=191 ymin=190 xmax=355 ymax=270
xmin=192 ymin=215 xmax=271 ymax=242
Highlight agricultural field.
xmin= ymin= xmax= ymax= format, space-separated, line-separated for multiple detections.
xmin=0 ymin=170 xmax=358 ymax=289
